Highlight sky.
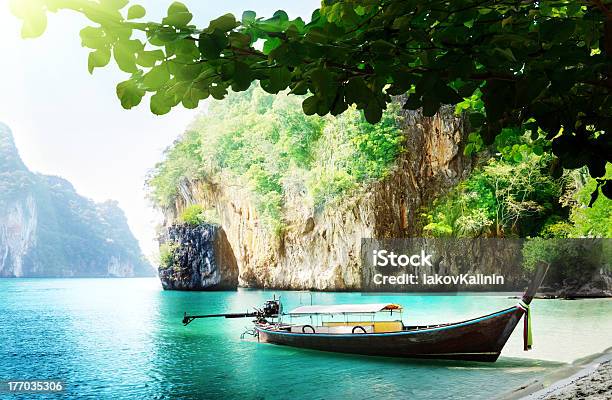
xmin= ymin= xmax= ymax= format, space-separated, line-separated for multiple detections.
xmin=0 ymin=0 xmax=319 ymax=259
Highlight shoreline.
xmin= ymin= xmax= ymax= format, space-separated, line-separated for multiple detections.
xmin=1 ymin=278 xmax=611 ymax=299
xmin=500 ymin=347 xmax=612 ymax=400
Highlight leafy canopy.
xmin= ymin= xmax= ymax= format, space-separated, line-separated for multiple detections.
xmin=11 ymin=0 xmax=612 ymax=197
xmin=147 ymin=85 xmax=404 ymax=232
xmin=423 ymin=153 xmax=565 ymax=238
xmin=423 ymin=129 xmax=611 ymax=240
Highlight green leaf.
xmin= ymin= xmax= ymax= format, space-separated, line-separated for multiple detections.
xmin=163 ymin=2 xmax=193 ymax=27
xmin=493 ymin=47 xmax=516 ymax=62
xmin=100 ymin=0 xmax=129 ymax=10
xmin=207 ymin=13 xmax=238 ymax=32
xmin=209 ymin=84 xmax=228 ymax=100
xmin=150 ymin=26 xmax=182 ymax=44
xmin=20 ymin=10 xmax=47 ymax=39
xmin=143 ymin=64 xmax=170 ymax=90
xmin=364 ymin=99 xmax=383 ymax=123
xmin=468 ymin=112 xmax=486 ymax=128
xmin=516 ymin=74 xmax=548 ymax=105
xmin=116 ymin=79 xmax=145 ymax=109
xmin=402 ymin=95 xmax=421 ymax=110
xmin=127 ymin=5 xmax=146 ymax=20
xmin=302 ymin=96 xmax=319 ymax=115
xmin=464 ymin=143 xmax=476 ymax=155
xmin=88 ymin=49 xmax=111 ymax=73
xmin=434 ymin=81 xmax=463 ymax=104
xmin=150 ymin=92 xmax=172 ymax=115
xmin=113 ymin=46 xmax=138 ymax=73
xmin=231 ymin=62 xmax=252 ymax=91
xmin=588 ymin=186 xmax=599 ymax=207
xmin=136 ymin=50 xmax=164 ymax=67
xmin=261 ymin=67 xmax=291 ymax=94
xmin=242 ymin=10 xmax=256 ymax=23
xmin=175 ymin=63 xmax=203 ymax=81
xmin=422 ymin=96 xmax=440 ymax=117
xmin=10 ymin=0 xmax=42 ymax=19
xmin=263 ymin=37 xmax=282 ymax=55
xmin=80 ymin=26 xmax=107 ymax=49
xmin=272 ymin=10 xmax=289 ymax=23
xmin=587 ymin=159 xmax=606 ymax=178
xmin=182 ymin=84 xmax=207 ymax=109
xmin=310 ymin=68 xmax=333 ymax=97
xmin=290 ymin=80 xmax=308 ymax=95
xmin=345 ymin=78 xmax=371 ymax=105
xmin=198 ymin=30 xmax=228 ymax=59
xmin=229 ymin=32 xmax=251 ymax=48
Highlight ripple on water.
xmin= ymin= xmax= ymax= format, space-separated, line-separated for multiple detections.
xmin=0 ymin=278 xmax=609 ymax=400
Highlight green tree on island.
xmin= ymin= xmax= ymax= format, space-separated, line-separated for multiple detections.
xmin=10 ymin=0 xmax=612 ymax=200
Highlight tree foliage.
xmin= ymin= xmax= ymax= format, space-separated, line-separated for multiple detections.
xmin=11 ymin=0 xmax=612 ymax=198
xmin=424 ymin=128 xmax=611 ymax=240
xmin=147 ymin=85 xmax=404 ymax=231
xmin=424 ymin=153 xmax=564 ymax=238
xmin=522 ymin=238 xmax=608 ymax=285
xmin=569 ymin=165 xmax=612 ymax=237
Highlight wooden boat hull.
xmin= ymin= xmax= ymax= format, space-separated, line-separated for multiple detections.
xmin=256 ymin=306 xmax=524 ymax=362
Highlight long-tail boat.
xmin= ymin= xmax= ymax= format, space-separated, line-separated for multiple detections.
xmin=183 ymin=266 xmax=548 ymax=362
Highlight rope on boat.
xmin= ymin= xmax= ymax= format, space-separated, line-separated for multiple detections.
xmin=517 ymin=300 xmax=533 ymax=351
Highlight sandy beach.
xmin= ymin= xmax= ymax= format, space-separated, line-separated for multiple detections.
xmin=502 ymin=349 xmax=612 ymax=400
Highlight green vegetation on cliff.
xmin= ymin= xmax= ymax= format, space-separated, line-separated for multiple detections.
xmin=421 ymin=122 xmax=610 ymax=282
xmin=0 ymin=123 xmax=154 ymax=277
xmin=423 ymin=127 xmax=611 ymax=240
xmin=147 ymin=85 xmax=404 ymax=231
xmin=179 ymin=204 xmax=220 ymax=226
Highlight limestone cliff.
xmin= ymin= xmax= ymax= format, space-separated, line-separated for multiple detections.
xmin=161 ymin=107 xmax=472 ymax=290
xmin=158 ymin=224 xmax=238 ymax=290
xmin=0 ymin=123 xmax=154 ymax=277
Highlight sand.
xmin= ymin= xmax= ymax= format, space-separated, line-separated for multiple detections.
xmin=501 ymin=349 xmax=612 ymax=400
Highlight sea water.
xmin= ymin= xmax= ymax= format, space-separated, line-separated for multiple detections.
xmin=0 ymin=278 xmax=610 ymax=399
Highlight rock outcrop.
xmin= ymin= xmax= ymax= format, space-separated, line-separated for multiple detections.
xmin=0 ymin=122 xmax=154 ymax=277
xmin=158 ymin=224 xmax=238 ymax=290
xmin=161 ymin=107 xmax=473 ymax=290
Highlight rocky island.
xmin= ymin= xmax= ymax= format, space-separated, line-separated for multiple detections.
xmin=0 ymin=123 xmax=154 ymax=277
xmin=148 ymin=87 xmax=611 ymax=294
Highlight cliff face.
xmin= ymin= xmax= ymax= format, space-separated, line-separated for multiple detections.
xmin=162 ymin=107 xmax=473 ymax=290
xmin=0 ymin=123 xmax=154 ymax=277
xmin=158 ymin=224 xmax=238 ymax=290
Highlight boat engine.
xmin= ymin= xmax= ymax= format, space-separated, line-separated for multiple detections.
xmin=182 ymin=297 xmax=282 ymax=326
xmin=253 ymin=298 xmax=280 ymax=324
xmin=262 ymin=299 xmax=280 ymax=318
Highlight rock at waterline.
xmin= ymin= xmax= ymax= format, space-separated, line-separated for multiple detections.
xmin=158 ymin=224 xmax=238 ymax=290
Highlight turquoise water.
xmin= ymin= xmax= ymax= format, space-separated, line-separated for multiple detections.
xmin=0 ymin=278 xmax=610 ymax=399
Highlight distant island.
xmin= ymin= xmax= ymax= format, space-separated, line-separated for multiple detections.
xmin=0 ymin=122 xmax=154 ymax=277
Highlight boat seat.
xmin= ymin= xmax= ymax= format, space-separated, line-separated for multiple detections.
xmin=322 ymin=321 xmax=403 ymax=332
xmin=373 ymin=320 xmax=403 ymax=333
